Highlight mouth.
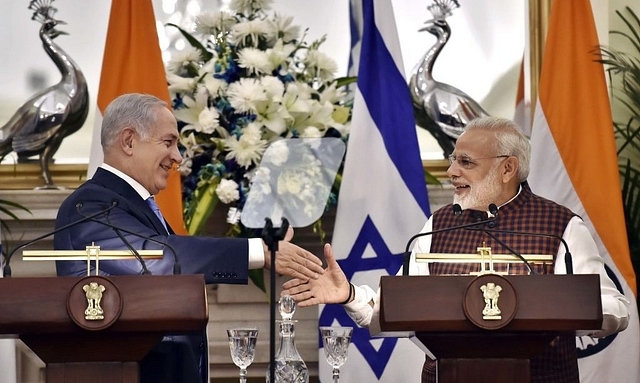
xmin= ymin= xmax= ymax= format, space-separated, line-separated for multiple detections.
xmin=160 ymin=164 xmax=171 ymax=174
xmin=452 ymin=182 xmax=470 ymax=193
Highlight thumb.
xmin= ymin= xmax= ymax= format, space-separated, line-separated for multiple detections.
xmin=283 ymin=226 xmax=294 ymax=242
xmin=324 ymin=243 xmax=339 ymax=269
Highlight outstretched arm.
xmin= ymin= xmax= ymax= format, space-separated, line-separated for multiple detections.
xmin=264 ymin=227 xmax=325 ymax=281
xmin=281 ymin=243 xmax=351 ymax=307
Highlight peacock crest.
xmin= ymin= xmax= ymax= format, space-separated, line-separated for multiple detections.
xmin=427 ymin=0 xmax=459 ymax=21
xmin=28 ymin=0 xmax=58 ymax=23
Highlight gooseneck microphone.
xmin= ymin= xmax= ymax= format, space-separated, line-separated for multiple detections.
xmin=76 ymin=200 xmax=182 ymax=275
xmin=76 ymin=203 xmax=152 ymax=275
xmin=466 ymin=226 xmax=573 ymax=275
xmin=2 ymin=200 xmax=119 ymax=277
xmin=402 ymin=204 xmax=497 ymax=276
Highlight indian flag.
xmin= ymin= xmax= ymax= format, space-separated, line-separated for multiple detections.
xmin=528 ymin=0 xmax=640 ymax=381
xmin=87 ymin=0 xmax=186 ymax=234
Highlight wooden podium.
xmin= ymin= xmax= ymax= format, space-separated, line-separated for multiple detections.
xmin=379 ymin=274 xmax=603 ymax=383
xmin=0 ymin=274 xmax=208 ymax=383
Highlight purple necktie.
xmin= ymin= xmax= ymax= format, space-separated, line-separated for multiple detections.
xmin=146 ymin=197 xmax=168 ymax=233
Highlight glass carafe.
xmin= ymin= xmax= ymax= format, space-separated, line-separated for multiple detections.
xmin=266 ymin=296 xmax=309 ymax=383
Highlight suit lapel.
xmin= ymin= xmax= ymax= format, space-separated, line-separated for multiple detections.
xmin=92 ymin=168 xmax=170 ymax=235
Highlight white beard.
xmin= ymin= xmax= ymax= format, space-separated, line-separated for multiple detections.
xmin=453 ymin=167 xmax=502 ymax=211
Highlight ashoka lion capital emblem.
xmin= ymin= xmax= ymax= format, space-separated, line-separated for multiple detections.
xmin=480 ymin=282 xmax=502 ymax=320
xmin=83 ymin=281 xmax=106 ymax=320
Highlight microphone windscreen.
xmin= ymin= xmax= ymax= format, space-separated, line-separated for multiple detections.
xmin=488 ymin=203 xmax=498 ymax=216
xmin=452 ymin=204 xmax=462 ymax=216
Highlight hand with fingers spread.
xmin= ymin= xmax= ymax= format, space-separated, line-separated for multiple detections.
xmin=263 ymin=226 xmax=325 ymax=281
xmin=281 ymin=243 xmax=350 ymax=307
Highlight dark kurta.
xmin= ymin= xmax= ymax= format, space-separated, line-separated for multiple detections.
xmin=422 ymin=184 xmax=580 ymax=383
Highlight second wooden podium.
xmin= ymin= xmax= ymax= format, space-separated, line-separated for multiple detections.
xmin=379 ymin=274 xmax=602 ymax=383
xmin=0 ymin=274 xmax=208 ymax=383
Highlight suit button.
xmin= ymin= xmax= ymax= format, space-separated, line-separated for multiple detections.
xmin=487 ymin=221 xmax=496 ymax=228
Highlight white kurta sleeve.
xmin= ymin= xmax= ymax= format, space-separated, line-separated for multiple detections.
xmin=555 ymin=216 xmax=630 ymax=337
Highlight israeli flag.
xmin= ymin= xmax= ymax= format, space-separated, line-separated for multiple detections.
xmin=318 ymin=0 xmax=430 ymax=381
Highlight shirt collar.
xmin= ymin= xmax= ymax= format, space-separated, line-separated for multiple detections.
xmin=487 ymin=185 xmax=522 ymax=217
xmin=100 ymin=163 xmax=152 ymax=200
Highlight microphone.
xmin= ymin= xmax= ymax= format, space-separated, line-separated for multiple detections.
xmin=3 ymin=200 xmax=119 ymax=277
xmin=466 ymin=226 xmax=573 ymax=275
xmin=76 ymin=202 xmax=152 ymax=275
xmin=76 ymin=201 xmax=182 ymax=275
xmin=402 ymin=204 xmax=496 ymax=276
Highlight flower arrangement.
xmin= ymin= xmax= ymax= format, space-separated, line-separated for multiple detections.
xmin=166 ymin=0 xmax=353 ymax=238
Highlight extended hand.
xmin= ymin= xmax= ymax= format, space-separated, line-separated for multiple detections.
xmin=264 ymin=227 xmax=325 ymax=281
xmin=281 ymin=243 xmax=350 ymax=307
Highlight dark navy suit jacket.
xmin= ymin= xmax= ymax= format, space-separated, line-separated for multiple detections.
xmin=54 ymin=167 xmax=251 ymax=383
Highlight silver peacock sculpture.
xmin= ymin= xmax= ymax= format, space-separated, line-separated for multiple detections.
xmin=409 ymin=0 xmax=489 ymax=157
xmin=0 ymin=0 xmax=89 ymax=188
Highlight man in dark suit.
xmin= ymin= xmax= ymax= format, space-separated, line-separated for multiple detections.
xmin=54 ymin=93 xmax=325 ymax=383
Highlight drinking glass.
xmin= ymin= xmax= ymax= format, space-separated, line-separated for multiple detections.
xmin=227 ymin=327 xmax=259 ymax=383
xmin=320 ymin=326 xmax=353 ymax=383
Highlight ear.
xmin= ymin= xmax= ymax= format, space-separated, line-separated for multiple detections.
xmin=119 ymin=127 xmax=137 ymax=156
xmin=501 ymin=156 xmax=519 ymax=183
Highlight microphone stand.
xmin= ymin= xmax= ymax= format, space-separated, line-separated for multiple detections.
xmin=261 ymin=217 xmax=289 ymax=383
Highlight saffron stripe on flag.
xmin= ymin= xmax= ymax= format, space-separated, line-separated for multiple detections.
xmin=319 ymin=0 xmax=430 ymax=381
xmin=528 ymin=0 xmax=640 ymax=382
xmin=88 ymin=0 xmax=186 ymax=234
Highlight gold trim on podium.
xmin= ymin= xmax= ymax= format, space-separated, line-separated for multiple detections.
xmin=416 ymin=253 xmax=553 ymax=263
xmin=23 ymin=247 xmax=163 ymax=276
xmin=23 ymin=249 xmax=163 ymax=261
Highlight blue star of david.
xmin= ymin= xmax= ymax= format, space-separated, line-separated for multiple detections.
xmin=319 ymin=215 xmax=403 ymax=379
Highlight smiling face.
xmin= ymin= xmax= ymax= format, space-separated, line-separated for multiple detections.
xmin=447 ymin=129 xmax=519 ymax=211
xmin=128 ymin=107 xmax=182 ymax=195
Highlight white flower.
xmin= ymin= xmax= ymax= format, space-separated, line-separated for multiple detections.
xmin=167 ymin=46 xmax=202 ymax=75
xmin=224 ymin=131 xmax=268 ymax=168
xmin=216 ymin=179 xmax=241 ymax=203
xmin=320 ymin=81 xmax=347 ymax=104
xmin=249 ymin=167 xmax=272 ymax=202
xmin=266 ymin=140 xmax=289 ymax=166
xmin=202 ymin=73 xmax=227 ymax=96
xmin=229 ymin=19 xmax=270 ymax=48
xmin=304 ymin=49 xmax=339 ymax=80
xmin=197 ymin=108 xmax=220 ymax=134
xmin=300 ymin=126 xmax=322 ymax=138
xmin=237 ymin=47 xmax=274 ymax=75
xmin=267 ymin=39 xmax=296 ymax=73
xmin=229 ymin=0 xmax=272 ymax=15
xmin=174 ymin=87 xmax=224 ymax=135
xmin=194 ymin=10 xmax=236 ymax=36
xmin=227 ymin=77 xmax=266 ymax=113
xmin=277 ymin=170 xmax=303 ymax=195
xmin=167 ymin=72 xmax=197 ymax=93
xmin=167 ymin=0 xmax=352 ymax=233
xmin=242 ymin=123 xmax=264 ymax=142
xmin=266 ymin=13 xmax=300 ymax=43
xmin=260 ymin=76 xmax=285 ymax=99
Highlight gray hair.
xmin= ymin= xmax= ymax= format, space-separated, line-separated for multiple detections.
xmin=464 ymin=116 xmax=530 ymax=182
xmin=101 ymin=93 xmax=168 ymax=152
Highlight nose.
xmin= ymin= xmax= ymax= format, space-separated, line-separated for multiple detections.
xmin=170 ymin=144 xmax=183 ymax=165
xmin=446 ymin=161 xmax=460 ymax=178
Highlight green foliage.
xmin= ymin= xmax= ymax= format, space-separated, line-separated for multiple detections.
xmin=0 ymin=198 xmax=32 ymax=264
xmin=599 ymin=6 xmax=640 ymax=284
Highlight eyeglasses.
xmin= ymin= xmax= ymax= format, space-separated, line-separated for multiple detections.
xmin=447 ymin=154 xmax=510 ymax=169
